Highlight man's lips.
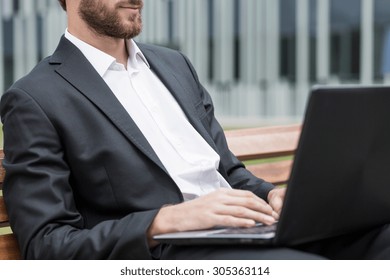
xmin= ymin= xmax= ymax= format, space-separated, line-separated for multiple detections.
xmin=118 ymin=0 xmax=143 ymax=10
xmin=121 ymin=6 xmax=141 ymax=9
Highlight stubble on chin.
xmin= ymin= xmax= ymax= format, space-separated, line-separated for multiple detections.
xmin=79 ymin=1 xmax=143 ymax=40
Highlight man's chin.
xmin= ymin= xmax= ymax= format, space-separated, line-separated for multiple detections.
xmin=121 ymin=22 xmax=142 ymax=39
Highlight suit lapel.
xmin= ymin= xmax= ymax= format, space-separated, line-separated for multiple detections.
xmin=50 ymin=37 xmax=167 ymax=173
xmin=139 ymin=45 xmax=218 ymax=151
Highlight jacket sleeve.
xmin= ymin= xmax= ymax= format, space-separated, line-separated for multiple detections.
xmin=1 ymin=87 xmax=161 ymax=260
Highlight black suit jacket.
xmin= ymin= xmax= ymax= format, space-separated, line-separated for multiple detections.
xmin=0 ymin=36 xmax=275 ymax=259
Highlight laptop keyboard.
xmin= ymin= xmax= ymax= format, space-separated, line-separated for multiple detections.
xmin=212 ymin=223 xmax=277 ymax=235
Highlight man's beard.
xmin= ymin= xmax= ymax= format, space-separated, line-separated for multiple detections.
xmin=78 ymin=0 xmax=143 ymax=39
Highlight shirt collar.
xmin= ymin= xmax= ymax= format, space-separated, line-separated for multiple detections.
xmin=127 ymin=39 xmax=150 ymax=69
xmin=64 ymin=29 xmax=150 ymax=77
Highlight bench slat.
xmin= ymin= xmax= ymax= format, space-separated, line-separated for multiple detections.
xmin=0 ymin=234 xmax=21 ymax=260
xmin=246 ymin=160 xmax=293 ymax=186
xmin=225 ymin=124 xmax=301 ymax=161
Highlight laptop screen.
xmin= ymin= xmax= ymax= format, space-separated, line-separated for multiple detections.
xmin=276 ymin=85 xmax=390 ymax=245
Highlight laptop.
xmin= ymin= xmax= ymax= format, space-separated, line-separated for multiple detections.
xmin=154 ymin=85 xmax=390 ymax=246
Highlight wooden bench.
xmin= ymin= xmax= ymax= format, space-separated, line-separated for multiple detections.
xmin=225 ymin=124 xmax=301 ymax=185
xmin=0 ymin=150 xmax=21 ymax=260
xmin=0 ymin=123 xmax=301 ymax=260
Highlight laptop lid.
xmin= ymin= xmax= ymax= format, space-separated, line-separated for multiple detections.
xmin=154 ymin=85 xmax=390 ymax=246
xmin=275 ymin=85 xmax=390 ymax=245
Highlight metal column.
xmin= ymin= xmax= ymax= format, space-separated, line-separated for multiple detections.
xmin=316 ymin=0 xmax=330 ymax=83
xmin=360 ymin=0 xmax=374 ymax=84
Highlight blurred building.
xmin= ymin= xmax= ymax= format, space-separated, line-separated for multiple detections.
xmin=1 ymin=0 xmax=390 ymax=126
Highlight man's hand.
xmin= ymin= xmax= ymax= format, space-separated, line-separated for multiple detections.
xmin=267 ymin=187 xmax=286 ymax=218
xmin=147 ymin=188 xmax=278 ymax=247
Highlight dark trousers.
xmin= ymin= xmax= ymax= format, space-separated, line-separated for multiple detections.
xmin=161 ymin=224 xmax=390 ymax=260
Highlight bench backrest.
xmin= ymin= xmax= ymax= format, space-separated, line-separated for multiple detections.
xmin=0 ymin=124 xmax=301 ymax=260
xmin=225 ymin=124 xmax=301 ymax=185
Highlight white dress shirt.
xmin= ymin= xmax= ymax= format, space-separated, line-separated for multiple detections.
xmin=65 ymin=30 xmax=231 ymax=200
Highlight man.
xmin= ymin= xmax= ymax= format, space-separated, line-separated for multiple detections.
xmin=1 ymin=0 xmax=388 ymax=259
